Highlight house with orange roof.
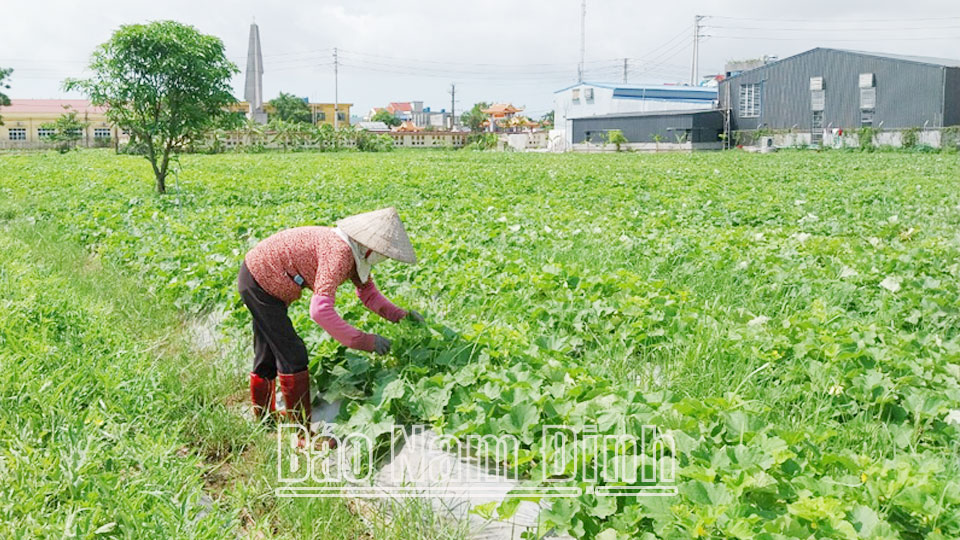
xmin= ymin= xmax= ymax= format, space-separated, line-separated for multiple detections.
xmin=480 ymin=103 xmax=524 ymax=119
xmin=479 ymin=103 xmax=533 ymax=133
xmin=386 ymin=102 xmax=414 ymax=121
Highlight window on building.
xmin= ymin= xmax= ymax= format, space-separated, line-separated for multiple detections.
xmin=860 ymin=87 xmax=876 ymax=110
xmin=9 ymin=128 xmax=26 ymax=140
xmin=94 ymin=128 xmax=111 ymax=139
xmin=739 ymin=83 xmax=762 ymax=118
xmin=336 ymin=112 xmax=346 ymax=122
xmin=861 ymin=109 xmax=875 ymax=127
xmin=316 ymin=112 xmax=327 ymax=121
xmin=811 ymin=90 xmax=825 ymax=112
xmin=572 ymin=88 xmax=581 ymax=102
xmin=66 ymin=128 xmax=82 ymax=137
xmin=37 ymin=127 xmax=56 ymax=138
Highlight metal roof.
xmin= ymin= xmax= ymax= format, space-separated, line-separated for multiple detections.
xmin=833 ymin=49 xmax=960 ymax=68
xmin=724 ymin=48 xmax=960 ymax=81
xmin=553 ymin=81 xmax=717 ymax=95
xmin=571 ymin=108 xmax=721 ymax=120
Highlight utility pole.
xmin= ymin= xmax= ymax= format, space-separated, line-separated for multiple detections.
xmin=448 ymin=83 xmax=456 ymax=130
xmin=691 ymin=15 xmax=704 ymax=86
xmin=333 ymin=47 xmax=339 ymax=129
xmin=578 ymin=0 xmax=586 ymax=82
xmin=622 ymin=58 xmax=628 ymax=84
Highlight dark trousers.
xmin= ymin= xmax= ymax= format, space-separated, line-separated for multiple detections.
xmin=238 ymin=261 xmax=309 ymax=379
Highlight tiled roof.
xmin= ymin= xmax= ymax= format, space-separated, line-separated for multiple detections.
xmin=481 ymin=103 xmax=523 ymax=114
xmin=388 ymin=102 xmax=413 ymax=112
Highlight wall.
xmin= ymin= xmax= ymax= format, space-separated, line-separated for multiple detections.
xmin=388 ymin=132 xmax=466 ymax=148
xmin=572 ymin=141 xmax=723 ymax=153
xmin=720 ymin=49 xmax=947 ymax=131
xmin=571 ymin=111 xmax=724 ymax=144
xmin=763 ymin=127 xmax=950 ymax=149
xmin=504 ymin=132 xmax=548 ymax=151
xmin=944 ymin=67 xmax=960 ymax=127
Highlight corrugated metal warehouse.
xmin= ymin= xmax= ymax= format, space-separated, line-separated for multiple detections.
xmin=572 ymin=109 xmax=724 ymax=144
xmin=719 ymin=48 xmax=960 ymax=135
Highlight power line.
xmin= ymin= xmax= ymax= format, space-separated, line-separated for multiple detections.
xmin=706 ymin=34 xmax=960 ymax=42
xmin=705 ymin=14 xmax=960 ymax=23
xmin=706 ymin=24 xmax=960 ymax=32
xmin=578 ymin=0 xmax=586 ymax=82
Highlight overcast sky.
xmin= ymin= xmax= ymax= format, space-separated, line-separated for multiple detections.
xmin=4 ymin=0 xmax=959 ymax=118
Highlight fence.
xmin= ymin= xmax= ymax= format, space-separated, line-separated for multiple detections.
xmin=0 ymin=138 xmax=119 ymax=151
xmin=740 ymin=127 xmax=960 ymax=150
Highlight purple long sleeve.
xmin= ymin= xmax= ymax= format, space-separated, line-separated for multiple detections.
xmin=309 ymin=294 xmax=376 ymax=351
xmin=355 ymin=279 xmax=408 ymax=323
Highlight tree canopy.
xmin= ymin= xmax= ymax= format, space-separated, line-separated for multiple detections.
xmin=65 ymin=20 xmax=237 ymax=193
xmin=0 ymin=67 xmax=12 ymax=124
xmin=40 ymin=108 xmax=89 ymax=153
xmin=461 ymin=102 xmax=490 ymax=133
xmin=268 ymin=92 xmax=312 ymax=124
xmin=371 ymin=109 xmax=401 ymax=127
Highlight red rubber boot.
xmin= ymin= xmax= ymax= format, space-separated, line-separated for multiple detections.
xmin=278 ymin=370 xmax=312 ymax=426
xmin=249 ymin=372 xmax=276 ymax=420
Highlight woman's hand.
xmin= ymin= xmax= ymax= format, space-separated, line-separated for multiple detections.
xmin=405 ymin=310 xmax=425 ymax=323
xmin=373 ymin=335 xmax=392 ymax=355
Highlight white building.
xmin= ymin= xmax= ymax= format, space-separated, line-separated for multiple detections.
xmin=551 ymin=82 xmax=718 ymax=147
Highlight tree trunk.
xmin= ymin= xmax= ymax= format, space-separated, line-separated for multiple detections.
xmin=157 ymin=146 xmax=172 ymax=194
xmin=145 ymin=139 xmax=166 ymax=194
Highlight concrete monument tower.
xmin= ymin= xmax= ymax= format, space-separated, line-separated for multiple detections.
xmin=244 ymin=21 xmax=267 ymax=124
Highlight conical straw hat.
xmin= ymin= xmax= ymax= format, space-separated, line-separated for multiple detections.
xmin=337 ymin=207 xmax=417 ymax=264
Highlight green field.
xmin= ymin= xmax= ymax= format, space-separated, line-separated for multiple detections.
xmin=2 ymin=149 xmax=960 ymax=539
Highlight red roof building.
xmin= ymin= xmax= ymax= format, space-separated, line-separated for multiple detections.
xmin=387 ymin=102 xmax=413 ymax=114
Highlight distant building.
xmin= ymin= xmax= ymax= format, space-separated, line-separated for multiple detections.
xmin=724 ymin=57 xmax=776 ymax=78
xmin=387 ymin=102 xmax=414 ymax=121
xmin=234 ymin=100 xmax=352 ymax=127
xmin=0 ymin=99 xmax=125 ymax=148
xmin=552 ymin=82 xmax=718 ymax=145
xmin=244 ymin=22 xmax=267 ymax=124
xmin=479 ymin=103 xmax=526 ymax=132
xmin=719 ymin=48 xmax=960 ymax=141
xmin=307 ymin=102 xmax=352 ymax=127
xmin=370 ymin=101 xmax=451 ymax=128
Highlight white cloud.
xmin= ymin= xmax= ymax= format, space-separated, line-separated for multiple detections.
xmin=2 ymin=0 xmax=957 ymax=115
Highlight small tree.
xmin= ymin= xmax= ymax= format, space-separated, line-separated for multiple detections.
xmin=40 ymin=108 xmax=89 ymax=153
xmin=268 ymin=118 xmax=301 ymax=151
xmin=268 ymin=92 xmax=312 ymax=124
xmin=461 ymin=102 xmax=490 ymax=133
xmin=371 ymin=109 xmax=401 ymax=127
xmin=605 ymin=129 xmax=628 ymax=152
xmin=65 ymin=21 xmax=238 ymax=193
xmin=540 ymin=110 xmax=554 ymax=128
xmin=652 ymin=133 xmax=664 ymax=152
xmin=0 ymin=67 xmax=12 ymax=125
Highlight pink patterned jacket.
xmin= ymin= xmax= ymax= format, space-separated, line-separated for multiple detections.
xmin=244 ymin=226 xmax=407 ymax=351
